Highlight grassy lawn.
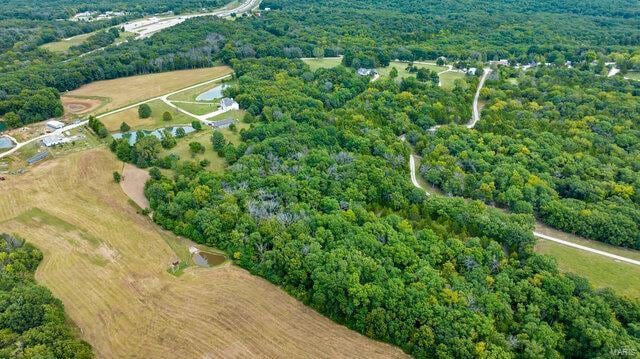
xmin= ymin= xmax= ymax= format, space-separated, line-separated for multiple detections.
xmin=163 ymin=128 xmax=226 ymax=171
xmin=534 ymin=222 xmax=640 ymax=261
xmin=535 ymin=240 xmax=640 ymax=298
xmin=439 ymin=71 xmax=465 ymax=89
xmin=100 ymin=100 xmax=195 ymax=132
xmin=166 ymin=80 xmax=234 ymax=102
xmin=171 ymin=101 xmax=219 ymax=116
xmin=41 ymin=33 xmax=94 ymax=53
xmin=302 ymin=57 xmax=343 ymax=71
xmin=162 ymin=115 xmax=249 ymax=172
xmin=64 ymin=66 xmax=232 ymax=114
xmin=377 ymin=61 xmax=448 ymax=79
xmin=41 ymin=30 xmax=134 ymax=53
xmin=624 ymin=71 xmax=640 ymax=81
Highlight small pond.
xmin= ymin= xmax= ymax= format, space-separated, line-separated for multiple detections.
xmin=0 ymin=137 xmax=14 ymax=149
xmin=195 ymin=84 xmax=229 ymax=102
xmin=193 ymin=251 xmax=226 ymax=268
xmin=112 ymin=125 xmax=195 ymax=145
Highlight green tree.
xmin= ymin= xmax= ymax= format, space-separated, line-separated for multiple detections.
xmin=162 ymin=111 xmax=172 ymax=122
xmin=175 ymin=127 xmax=186 ymax=138
xmin=211 ymin=131 xmax=226 ymax=153
xmin=389 ymin=67 xmax=398 ymax=79
xmin=189 ymin=141 xmax=205 ymax=155
xmin=113 ymin=171 xmax=121 ymax=183
xmin=138 ymin=104 xmax=152 ymax=119
xmin=4 ymin=112 xmax=21 ymax=128
xmin=191 ymin=120 xmax=202 ymax=131
xmin=120 ymin=122 xmax=130 ymax=132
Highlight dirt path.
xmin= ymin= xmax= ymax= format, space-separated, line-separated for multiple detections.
xmin=407 ymin=67 xmax=640 ymax=265
xmin=467 ymin=68 xmax=492 ymax=128
xmin=0 ymin=73 xmax=233 ymax=160
xmin=120 ymin=163 xmax=150 ymax=209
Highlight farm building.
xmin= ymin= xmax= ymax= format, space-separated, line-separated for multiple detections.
xmin=209 ymin=119 xmax=235 ymax=128
xmin=27 ymin=152 xmax=48 ymax=165
xmin=220 ymin=98 xmax=239 ymax=111
xmin=42 ymin=135 xmax=66 ymax=147
xmin=46 ymin=120 xmax=65 ymax=130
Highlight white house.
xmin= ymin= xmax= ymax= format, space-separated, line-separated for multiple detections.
xmin=220 ymin=98 xmax=239 ymax=111
xmin=46 ymin=120 xmax=65 ymax=131
xmin=467 ymin=67 xmax=477 ymax=75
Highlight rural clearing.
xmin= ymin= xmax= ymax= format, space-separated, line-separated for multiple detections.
xmin=0 ymin=149 xmax=406 ymax=358
xmin=63 ymin=66 xmax=233 ymax=115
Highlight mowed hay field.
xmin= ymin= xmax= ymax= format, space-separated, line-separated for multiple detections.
xmin=0 ymin=149 xmax=406 ymax=359
xmin=63 ymin=66 xmax=233 ymax=114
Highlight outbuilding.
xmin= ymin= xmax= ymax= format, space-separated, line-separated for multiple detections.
xmin=209 ymin=119 xmax=235 ymax=129
xmin=46 ymin=120 xmax=65 ymax=131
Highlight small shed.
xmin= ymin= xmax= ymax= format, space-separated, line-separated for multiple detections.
xmin=210 ymin=119 xmax=235 ymax=129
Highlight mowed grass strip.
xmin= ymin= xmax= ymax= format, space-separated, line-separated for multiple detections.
xmin=377 ymin=61 xmax=448 ymax=79
xmin=63 ymin=66 xmax=233 ymax=114
xmin=302 ymin=57 xmax=343 ymax=71
xmin=172 ymin=101 xmax=219 ymax=116
xmin=535 ymin=240 xmax=640 ymax=298
xmin=100 ymin=99 xmax=194 ymax=132
xmin=40 ymin=33 xmax=94 ymax=53
xmin=166 ymin=80 xmax=235 ymax=102
xmin=0 ymin=149 xmax=406 ymax=358
xmin=162 ymin=119 xmax=249 ymax=172
xmin=41 ymin=31 xmax=134 ymax=53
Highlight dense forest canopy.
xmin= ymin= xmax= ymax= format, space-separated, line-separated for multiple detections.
xmin=120 ymin=57 xmax=640 ymax=358
xmin=2 ymin=0 xmax=640 ymax=128
xmin=417 ymin=67 xmax=640 ymax=248
xmin=0 ymin=234 xmax=93 ymax=358
xmin=1 ymin=0 xmax=640 ymax=357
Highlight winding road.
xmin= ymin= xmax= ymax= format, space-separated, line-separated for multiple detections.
xmin=408 ymin=68 xmax=640 ymax=266
xmin=0 ymin=74 xmax=233 ymax=159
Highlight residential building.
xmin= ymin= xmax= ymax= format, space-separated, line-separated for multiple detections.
xmin=220 ymin=98 xmax=239 ymax=111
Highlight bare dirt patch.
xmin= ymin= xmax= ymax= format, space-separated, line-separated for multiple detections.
xmin=0 ymin=149 xmax=406 ymax=358
xmin=62 ymin=97 xmax=103 ymax=116
xmin=120 ymin=163 xmax=150 ymax=209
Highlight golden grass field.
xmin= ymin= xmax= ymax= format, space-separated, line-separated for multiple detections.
xmin=63 ymin=66 xmax=233 ymax=114
xmin=0 ymin=148 xmax=406 ymax=358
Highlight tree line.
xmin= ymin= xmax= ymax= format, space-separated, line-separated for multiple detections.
xmin=0 ymin=233 xmax=93 ymax=358
xmin=138 ymin=58 xmax=640 ymax=357
xmin=417 ymin=66 xmax=640 ymax=248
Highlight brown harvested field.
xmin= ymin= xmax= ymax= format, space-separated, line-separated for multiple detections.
xmin=120 ymin=163 xmax=150 ymax=209
xmin=63 ymin=66 xmax=233 ymax=114
xmin=62 ymin=96 xmax=103 ymax=116
xmin=0 ymin=148 xmax=406 ymax=359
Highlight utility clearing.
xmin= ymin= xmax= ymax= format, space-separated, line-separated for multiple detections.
xmin=0 ymin=149 xmax=405 ymax=358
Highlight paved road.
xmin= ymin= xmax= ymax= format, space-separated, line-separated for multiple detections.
xmin=127 ymin=0 xmax=261 ymax=39
xmin=408 ymin=68 xmax=640 ymax=266
xmin=0 ymin=74 xmax=233 ymax=159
